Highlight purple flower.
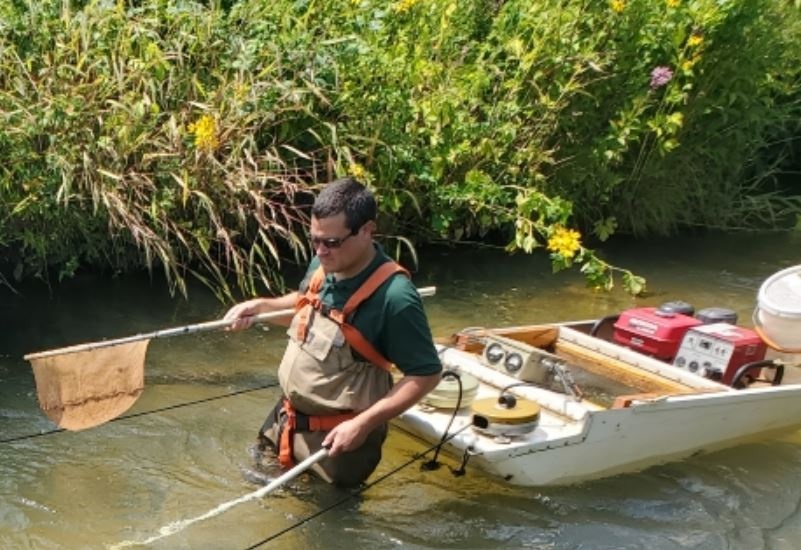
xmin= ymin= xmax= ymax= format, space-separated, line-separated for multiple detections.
xmin=650 ymin=66 xmax=674 ymax=89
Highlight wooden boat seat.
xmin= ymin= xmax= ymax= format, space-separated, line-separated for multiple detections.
xmin=554 ymin=338 xmax=693 ymax=394
xmin=447 ymin=326 xmax=559 ymax=354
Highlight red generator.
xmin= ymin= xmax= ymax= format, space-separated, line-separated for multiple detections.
xmin=672 ymin=323 xmax=767 ymax=385
xmin=613 ymin=307 xmax=702 ymax=361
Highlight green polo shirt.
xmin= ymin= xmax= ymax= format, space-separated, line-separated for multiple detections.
xmin=299 ymin=244 xmax=442 ymax=377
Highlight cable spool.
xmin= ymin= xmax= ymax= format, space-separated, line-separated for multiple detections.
xmin=420 ymin=372 xmax=479 ymax=409
xmin=470 ymin=396 xmax=541 ymax=438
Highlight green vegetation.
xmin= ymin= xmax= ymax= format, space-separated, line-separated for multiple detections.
xmin=1 ymin=0 xmax=799 ymax=298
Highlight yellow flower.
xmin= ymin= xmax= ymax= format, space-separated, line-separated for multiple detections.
xmin=688 ymin=34 xmax=704 ymax=48
xmin=666 ymin=0 xmax=680 ymax=7
xmin=610 ymin=0 xmax=625 ymax=13
xmin=547 ymin=227 xmax=582 ymax=259
xmin=233 ymin=82 xmax=251 ymax=101
xmin=681 ymin=55 xmax=700 ymax=71
xmin=349 ymin=163 xmax=367 ymax=181
xmin=394 ymin=0 xmax=421 ymax=13
xmin=187 ymin=114 xmax=219 ymax=152
xmin=507 ymin=37 xmax=525 ymax=57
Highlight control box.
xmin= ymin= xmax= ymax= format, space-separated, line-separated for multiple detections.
xmin=481 ymin=334 xmax=562 ymax=384
xmin=672 ymin=323 xmax=766 ymax=385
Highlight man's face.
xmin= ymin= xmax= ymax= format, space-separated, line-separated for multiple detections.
xmin=310 ymin=212 xmax=374 ymax=275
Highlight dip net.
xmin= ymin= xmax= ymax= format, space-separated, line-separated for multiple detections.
xmin=25 ymin=340 xmax=149 ymax=431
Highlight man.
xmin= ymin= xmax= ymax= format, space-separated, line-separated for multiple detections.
xmin=224 ymin=177 xmax=442 ymax=487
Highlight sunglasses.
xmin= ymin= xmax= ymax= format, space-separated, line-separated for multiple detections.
xmin=310 ymin=231 xmax=355 ymax=249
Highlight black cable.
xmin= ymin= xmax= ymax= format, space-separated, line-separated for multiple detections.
xmin=0 ymin=383 xmax=278 ymax=445
xmin=421 ymin=370 xmax=463 ymax=471
xmin=0 ymin=427 xmax=65 ymax=444
xmin=452 ymin=448 xmax=472 ymax=477
xmin=243 ymin=422 xmax=473 ymax=549
xmin=500 ymin=381 xmax=539 ymax=394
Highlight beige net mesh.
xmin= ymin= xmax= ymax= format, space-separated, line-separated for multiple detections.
xmin=27 ymin=340 xmax=149 ymax=431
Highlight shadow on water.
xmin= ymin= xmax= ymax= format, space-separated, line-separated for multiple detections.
xmin=2 ymin=231 xmax=801 ymax=549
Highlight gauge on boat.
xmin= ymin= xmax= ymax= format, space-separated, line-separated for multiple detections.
xmin=480 ymin=334 xmax=559 ymax=384
xmin=504 ymin=352 xmax=523 ymax=373
xmin=485 ymin=343 xmax=505 ymax=364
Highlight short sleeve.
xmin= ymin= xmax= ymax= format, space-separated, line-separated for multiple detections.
xmin=380 ymin=278 xmax=442 ymax=377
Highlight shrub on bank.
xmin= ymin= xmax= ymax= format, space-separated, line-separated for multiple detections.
xmin=1 ymin=0 xmax=799 ymax=297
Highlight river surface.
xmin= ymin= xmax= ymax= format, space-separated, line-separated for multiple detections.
xmin=2 ymin=231 xmax=801 ymax=549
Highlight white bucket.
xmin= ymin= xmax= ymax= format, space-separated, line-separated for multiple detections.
xmin=755 ymin=265 xmax=801 ymax=360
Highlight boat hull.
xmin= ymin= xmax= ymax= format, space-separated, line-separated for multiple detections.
xmin=396 ymin=326 xmax=801 ymax=486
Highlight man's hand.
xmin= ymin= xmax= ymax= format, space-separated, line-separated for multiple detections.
xmin=322 ymin=417 xmax=370 ymax=456
xmin=222 ymin=292 xmax=299 ymax=331
xmin=223 ymin=298 xmax=270 ymax=331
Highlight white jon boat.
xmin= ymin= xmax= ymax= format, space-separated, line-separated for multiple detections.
xmin=396 ymin=266 xmax=801 ymax=486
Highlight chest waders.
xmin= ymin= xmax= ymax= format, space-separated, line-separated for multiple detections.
xmin=261 ymin=262 xmax=409 ymax=487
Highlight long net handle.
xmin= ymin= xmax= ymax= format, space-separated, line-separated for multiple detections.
xmin=24 ymin=286 xmax=436 ymax=360
xmin=22 ymin=308 xmax=294 ymax=360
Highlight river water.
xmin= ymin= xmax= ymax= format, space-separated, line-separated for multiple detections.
xmin=2 ymin=231 xmax=801 ymax=549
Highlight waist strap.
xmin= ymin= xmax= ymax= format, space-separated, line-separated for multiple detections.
xmin=278 ymin=399 xmax=357 ymax=468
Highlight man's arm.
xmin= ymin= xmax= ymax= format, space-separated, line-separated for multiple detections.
xmin=223 ymin=291 xmax=299 ymax=331
xmin=322 ymin=372 xmax=441 ymax=456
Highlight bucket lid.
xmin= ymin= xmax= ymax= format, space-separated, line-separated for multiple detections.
xmin=758 ymin=265 xmax=801 ymax=318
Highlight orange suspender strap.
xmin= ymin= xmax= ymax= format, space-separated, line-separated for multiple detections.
xmin=294 ymin=266 xmax=327 ymax=343
xmin=339 ymin=324 xmax=392 ymax=371
xmin=341 ymin=262 xmax=410 ymax=317
xmin=329 ymin=262 xmax=410 ymax=372
xmin=307 ymin=265 xmax=326 ymax=294
xmin=278 ymin=398 xmax=297 ymax=468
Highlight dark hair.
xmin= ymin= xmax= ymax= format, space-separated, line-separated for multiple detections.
xmin=312 ymin=177 xmax=376 ymax=233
